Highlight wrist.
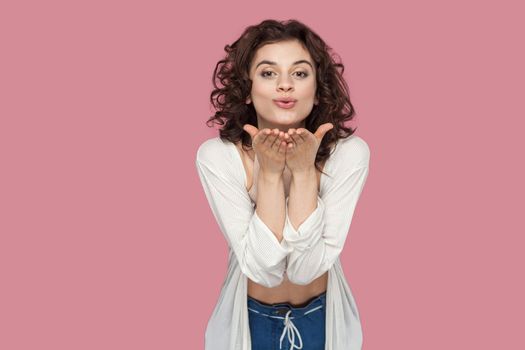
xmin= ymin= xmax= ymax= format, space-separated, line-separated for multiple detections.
xmin=259 ymin=170 xmax=284 ymax=182
xmin=290 ymin=167 xmax=317 ymax=186
xmin=290 ymin=166 xmax=316 ymax=179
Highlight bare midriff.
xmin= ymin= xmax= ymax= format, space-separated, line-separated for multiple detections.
xmin=247 ymin=272 xmax=328 ymax=307
xmin=235 ymin=141 xmax=329 ymax=307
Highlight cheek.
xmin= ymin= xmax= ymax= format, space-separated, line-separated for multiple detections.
xmin=251 ymin=79 xmax=271 ymax=91
xmin=251 ymin=90 xmax=270 ymax=102
xmin=298 ymin=81 xmax=316 ymax=95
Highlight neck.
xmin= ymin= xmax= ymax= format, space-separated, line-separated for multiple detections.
xmin=256 ymin=117 xmax=305 ymax=132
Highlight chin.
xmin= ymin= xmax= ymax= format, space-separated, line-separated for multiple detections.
xmin=270 ymin=117 xmax=303 ymax=125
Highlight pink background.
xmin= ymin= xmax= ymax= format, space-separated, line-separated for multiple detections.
xmin=1 ymin=0 xmax=523 ymax=349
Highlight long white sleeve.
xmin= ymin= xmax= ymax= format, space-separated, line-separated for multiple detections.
xmin=283 ymin=139 xmax=370 ymax=285
xmin=195 ymin=140 xmax=292 ymax=288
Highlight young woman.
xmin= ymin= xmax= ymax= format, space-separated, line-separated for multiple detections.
xmin=196 ymin=19 xmax=370 ymax=350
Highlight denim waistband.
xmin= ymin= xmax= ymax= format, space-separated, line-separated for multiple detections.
xmin=248 ymin=292 xmax=326 ymax=350
xmin=247 ymin=291 xmax=326 ymax=319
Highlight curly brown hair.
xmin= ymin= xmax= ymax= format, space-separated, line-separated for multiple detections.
xmin=206 ymin=19 xmax=358 ymax=176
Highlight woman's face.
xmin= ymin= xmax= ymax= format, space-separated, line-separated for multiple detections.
xmin=247 ymin=40 xmax=318 ymax=131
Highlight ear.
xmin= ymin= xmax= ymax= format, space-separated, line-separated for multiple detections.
xmin=314 ymin=96 xmax=319 ymax=105
xmin=246 ymin=95 xmax=252 ymax=104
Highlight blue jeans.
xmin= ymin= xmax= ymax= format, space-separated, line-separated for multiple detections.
xmin=248 ymin=291 xmax=326 ymax=350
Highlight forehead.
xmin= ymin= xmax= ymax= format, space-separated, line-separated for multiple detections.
xmin=251 ymin=40 xmax=313 ymax=68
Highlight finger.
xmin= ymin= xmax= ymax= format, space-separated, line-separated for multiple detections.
xmin=288 ymin=131 xmax=299 ymax=146
xmin=290 ymin=129 xmax=305 ymax=144
xmin=256 ymin=128 xmax=271 ymax=145
xmin=320 ymin=123 xmax=334 ymax=135
xmin=286 ymin=128 xmax=296 ymax=143
xmin=273 ymin=130 xmax=286 ymax=152
xmin=267 ymin=128 xmax=280 ymax=148
xmin=279 ymin=130 xmax=287 ymax=143
xmin=286 ymin=141 xmax=295 ymax=153
xmin=278 ymin=139 xmax=287 ymax=154
xmin=314 ymin=123 xmax=334 ymax=141
xmin=253 ymin=127 xmax=270 ymax=146
xmin=243 ymin=124 xmax=259 ymax=139
xmin=283 ymin=132 xmax=292 ymax=144
xmin=295 ymin=128 xmax=308 ymax=142
xmin=271 ymin=130 xmax=286 ymax=149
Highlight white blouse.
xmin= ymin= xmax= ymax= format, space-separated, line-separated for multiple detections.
xmin=195 ymin=134 xmax=370 ymax=349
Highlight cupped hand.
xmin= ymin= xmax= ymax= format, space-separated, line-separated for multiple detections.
xmin=243 ymin=124 xmax=288 ymax=175
xmin=282 ymin=123 xmax=334 ymax=173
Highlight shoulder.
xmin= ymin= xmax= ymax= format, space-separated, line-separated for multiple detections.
xmin=195 ymin=136 xmax=242 ymax=181
xmin=195 ymin=136 xmax=234 ymax=166
xmin=331 ymin=134 xmax=370 ymax=169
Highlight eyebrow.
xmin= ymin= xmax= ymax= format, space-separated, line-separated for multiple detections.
xmin=255 ymin=59 xmax=314 ymax=70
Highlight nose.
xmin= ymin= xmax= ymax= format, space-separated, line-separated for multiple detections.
xmin=277 ymin=75 xmax=294 ymax=93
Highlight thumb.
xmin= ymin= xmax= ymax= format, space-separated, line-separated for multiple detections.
xmin=243 ymin=124 xmax=259 ymax=139
xmin=314 ymin=123 xmax=334 ymax=141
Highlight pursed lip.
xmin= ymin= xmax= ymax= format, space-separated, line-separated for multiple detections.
xmin=273 ymin=97 xmax=297 ymax=103
xmin=273 ymin=99 xmax=296 ymax=109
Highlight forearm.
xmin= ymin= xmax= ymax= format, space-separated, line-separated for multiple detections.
xmin=288 ymin=166 xmax=318 ymax=231
xmin=256 ymin=171 xmax=286 ymax=243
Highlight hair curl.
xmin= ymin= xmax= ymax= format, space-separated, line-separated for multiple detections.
xmin=206 ymin=19 xmax=358 ymax=176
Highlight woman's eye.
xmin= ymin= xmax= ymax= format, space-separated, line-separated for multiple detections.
xmin=260 ymin=71 xmax=309 ymax=78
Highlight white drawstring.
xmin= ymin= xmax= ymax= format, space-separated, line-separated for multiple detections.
xmin=279 ymin=310 xmax=303 ymax=350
